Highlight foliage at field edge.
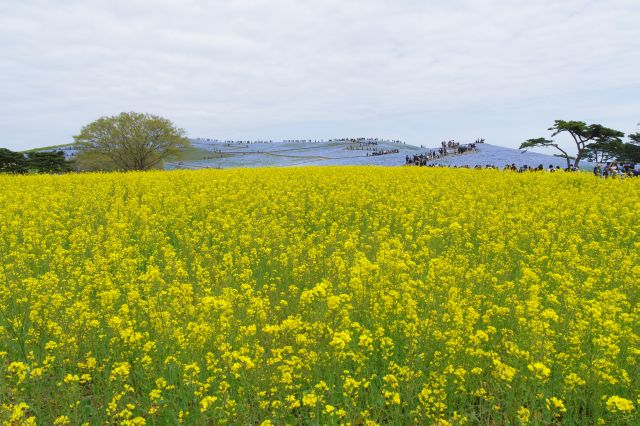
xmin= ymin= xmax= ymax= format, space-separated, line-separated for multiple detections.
xmin=0 ymin=167 xmax=638 ymax=425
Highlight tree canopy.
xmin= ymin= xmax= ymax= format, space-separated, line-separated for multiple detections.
xmin=74 ymin=112 xmax=190 ymax=171
xmin=520 ymin=137 xmax=574 ymax=168
xmin=584 ymin=131 xmax=640 ymax=164
xmin=0 ymin=148 xmax=28 ymax=174
xmin=617 ymin=132 xmax=640 ymax=163
xmin=520 ymin=120 xmax=625 ymax=167
xmin=26 ymin=151 xmax=74 ymax=173
xmin=0 ymin=149 xmax=72 ymax=174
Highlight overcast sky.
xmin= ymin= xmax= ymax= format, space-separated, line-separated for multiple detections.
xmin=1 ymin=0 xmax=639 ymax=151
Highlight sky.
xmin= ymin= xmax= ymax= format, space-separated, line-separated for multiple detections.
xmin=1 ymin=0 xmax=639 ymax=152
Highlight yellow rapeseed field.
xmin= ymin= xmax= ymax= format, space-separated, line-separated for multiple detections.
xmin=0 ymin=167 xmax=638 ymax=425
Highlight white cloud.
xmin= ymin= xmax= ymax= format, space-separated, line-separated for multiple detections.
xmin=1 ymin=0 xmax=638 ymax=150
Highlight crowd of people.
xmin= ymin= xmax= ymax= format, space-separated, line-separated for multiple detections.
xmin=346 ymin=140 xmax=380 ymax=150
xmin=503 ymin=164 xmax=580 ymax=172
xmin=412 ymin=163 xmax=581 ymax=172
xmin=193 ymin=137 xmax=406 ymax=145
xmin=337 ymin=137 xmax=405 ymax=144
xmin=406 ymin=161 xmax=640 ymax=177
xmin=593 ymin=162 xmax=640 ymax=177
xmin=368 ymin=148 xmax=401 ymax=156
xmin=195 ymin=138 xmax=275 ymax=144
xmin=406 ymin=141 xmax=478 ymax=166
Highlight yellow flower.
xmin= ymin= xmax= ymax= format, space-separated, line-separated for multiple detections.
xmin=302 ymin=392 xmax=318 ymax=407
xmin=285 ymin=395 xmax=301 ymax=409
xmin=605 ymin=396 xmax=635 ymax=414
xmin=64 ymin=374 xmax=80 ymax=383
xmin=1 ymin=166 xmax=638 ymax=424
xmin=492 ymin=358 xmax=517 ymax=382
xmin=7 ymin=362 xmax=29 ymax=383
xmin=545 ymin=397 xmax=566 ymax=415
xmin=516 ymin=406 xmax=530 ymax=425
xmin=30 ymin=367 xmax=44 ymax=379
xmin=109 ymin=362 xmax=131 ymax=381
xmin=564 ymin=372 xmax=585 ymax=389
xmin=200 ymin=395 xmax=218 ymax=412
xmin=527 ymin=362 xmax=551 ymax=381
xmin=329 ymin=331 xmax=352 ymax=351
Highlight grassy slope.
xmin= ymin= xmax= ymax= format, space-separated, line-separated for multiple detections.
xmin=21 ymin=143 xmax=74 ymax=153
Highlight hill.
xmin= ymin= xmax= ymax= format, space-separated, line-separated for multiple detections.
xmin=167 ymin=139 xmax=578 ymax=170
xmin=165 ymin=138 xmax=420 ymax=169
xmin=23 ymin=139 xmax=582 ymax=170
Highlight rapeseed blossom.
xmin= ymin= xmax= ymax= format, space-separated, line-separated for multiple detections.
xmin=0 ymin=167 xmax=638 ymax=424
xmin=528 ymin=362 xmax=551 ymax=381
xmin=606 ymin=395 xmax=635 ymax=414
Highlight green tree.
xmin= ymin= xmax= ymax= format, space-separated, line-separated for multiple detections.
xmin=74 ymin=112 xmax=190 ymax=171
xmin=519 ymin=138 xmax=574 ymax=168
xmin=26 ymin=151 xmax=73 ymax=173
xmin=583 ymin=139 xmax=624 ymax=163
xmin=0 ymin=148 xmax=27 ymax=174
xmin=520 ymin=120 xmax=624 ymax=168
xmin=617 ymin=132 xmax=640 ymax=163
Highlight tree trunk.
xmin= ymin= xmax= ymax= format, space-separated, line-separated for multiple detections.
xmin=573 ymin=153 xmax=582 ymax=168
